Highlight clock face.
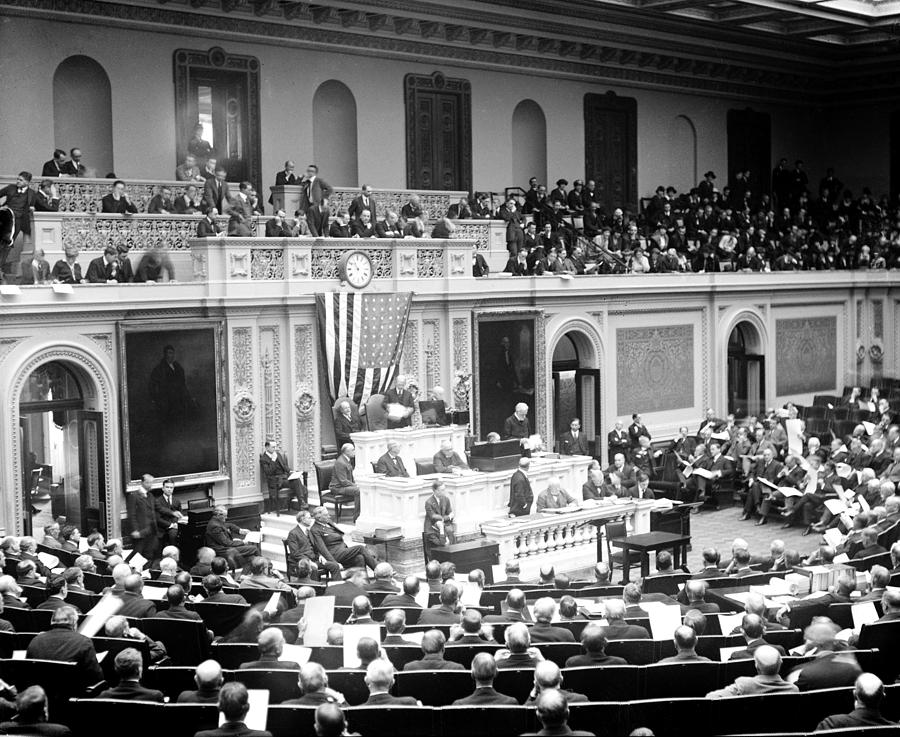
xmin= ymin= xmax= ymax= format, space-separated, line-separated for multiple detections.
xmin=342 ymin=251 xmax=373 ymax=288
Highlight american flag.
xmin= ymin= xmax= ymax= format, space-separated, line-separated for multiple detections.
xmin=316 ymin=292 xmax=413 ymax=405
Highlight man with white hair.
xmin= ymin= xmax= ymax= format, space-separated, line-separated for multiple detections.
xmin=530 ymin=597 xmax=576 ymax=643
xmin=536 ymin=478 xmax=577 ymax=512
xmin=333 ymin=399 xmax=361 ymax=449
xmin=382 ymin=375 xmax=414 ymax=429
xmin=364 ymin=659 xmax=421 ymax=705
xmin=503 ymin=402 xmax=531 ymax=442
xmin=433 ymin=439 xmax=468 ymax=474
xmin=157 ymin=556 xmax=178 ymax=583
xmin=204 ymin=506 xmax=259 ymax=570
xmin=706 ymin=645 xmax=798 ymax=698
xmin=375 ymin=440 xmax=409 ymax=477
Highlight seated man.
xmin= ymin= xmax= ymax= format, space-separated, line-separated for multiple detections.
xmin=602 ymin=599 xmax=650 ymax=640
xmin=259 ymin=440 xmax=308 ymax=513
xmin=155 ymin=584 xmax=203 ymax=621
xmin=115 ymin=574 xmax=158 ymax=618
xmin=365 ymin=562 xmax=399 ymax=593
xmin=375 ymin=440 xmax=409 ymax=477
xmin=204 ymin=506 xmax=259 ymax=571
xmin=658 ymin=625 xmax=711 ymax=663
xmin=523 ymin=689 xmax=596 ymax=737
xmin=333 ymin=400 xmax=361 ymax=449
xmin=451 ymin=652 xmax=518 ymax=705
xmin=364 ymin=660 xmax=420 ymax=705
xmin=314 ymin=703 xmax=357 ymax=737
xmin=342 ymin=637 xmax=380 ymax=671
xmin=195 ymin=682 xmax=273 ymax=737
xmin=605 ymin=453 xmax=638 ymax=490
xmin=380 ymin=575 xmax=421 ymax=609
xmin=424 ymin=480 xmax=456 ymax=551
xmin=36 ymin=575 xmax=74 ymax=613
xmin=309 ymin=506 xmax=376 ymax=574
xmin=582 ymin=468 xmax=608 ymax=501
xmin=98 ymin=647 xmax=165 ymax=701
xmin=524 ymin=661 xmax=588 ymax=705
xmin=329 ymin=444 xmax=361 ymax=524
xmin=26 ymin=606 xmax=102 ymax=689
xmin=239 ymin=557 xmax=292 ymax=593
xmin=484 ymin=588 xmax=528 ymax=624
xmin=680 ymin=580 xmax=720 ymax=614
xmin=448 ymin=609 xmax=494 ymax=645
xmin=565 ymin=625 xmax=627 ymax=667
xmin=403 ymin=629 xmax=465 ymax=671
xmin=727 ymin=614 xmax=787 ymax=660
xmin=104 ymin=615 xmax=168 ymax=664
xmin=417 ymin=582 xmax=462 ymax=625
xmin=177 ymin=660 xmax=223 ymax=704
xmin=495 ymin=622 xmax=543 ymax=669
xmin=346 ymin=595 xmax=375 ymax=625
xmin=190 ymin=547 xmax=216 ymax=577
xmin=381 ymin=609 xmax=415 ymax=645
xmin=433 ymin=439 xmax=468 ymax=474
xmin=816 ymin=673 xmax=897 ymax=730
xmin=707 ymin=645 xmax=798 ymax=698
xmin=0 ymin=685 xmax=71 ymax=736
xmin=283 ymin=662 xmax=346 ymax=706
xmin=201 ymin=574 xmax=247 ymax=604
xmin=239 ymin=627 xmax=302 ymax=670
xmin=535 ymin=477 xmax=578 ymax=512
xmin=529 ymin=597 xmax=576 ymax=643
xmin=286 ymin=510 xmax=339 ymax=579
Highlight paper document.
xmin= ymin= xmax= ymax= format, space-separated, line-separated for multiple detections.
xmin=719 ymin=646 xmax=745 ymax=662
xmin=128 ymin=552 xmax=148 ymax=571
xmin=644 ymin=603 xmax=683 ymax=640
xmin=79 ymin=593 xmax=124 ymax=638
xmin=836 ymin=463 xmax=854 ymax=479
xmin=78 ymin=538 xmax=89 ymax=553
xmin=263 ymin=591 xmax=282 ymax=616
xmin=777 ymin=487 xmax=804 ymax=498
xmin=11 ymin=651 xmax=26 ymax=661
xmin=460 ymin=583 xmax=483 ymax=607
xmin=833 ymin=553 xmax=850 ymax=565
xmin=96 ymin=650 xmax=108 ymax=663
xmin=37 ymin=552 xmax=59 ymax=569
xmin=758 ymin=478 xmax=779 ymax=491
xmin=717 ymin=612 xmax=744 ymax=634
xmin=386 ymin=403 xmax=409 ymax=421
xmin=851 ymin=602 xmax=879 ymax=630
xmin=786 ymin=419 xmax=804 ymax=457
xmin=692 ymin=468 xmax=715 ymax=480
xmin=288 ymin=471 xmax=304 ymax=480
xmin=343 ymin=624 xmax=381 ymax=667
xmin=280 ymin=644 xmax=312 ymax=664
xmin=243 ymin=531 xmax=262 ymax=544
xmin=301 ymin=595 xmax=335 ymax=647
xmin=824 ymin=500 xmax=846 ymax=516
xmin=221 ymin=689 xmax=268 ymax=731
xmin=142 ymin=586 xmax=168 ymax=601
xmin=862 ymin=421 xmax=876 ymax=436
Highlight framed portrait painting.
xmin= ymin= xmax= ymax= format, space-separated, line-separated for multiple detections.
xmin=472 ymin=310 xmax=545 ymax=441
xmin=119 ymin=319 xmax=227 ymax=484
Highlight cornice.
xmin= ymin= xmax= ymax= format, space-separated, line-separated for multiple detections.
xmin=3 ymin=0 xmax=898 ymax=103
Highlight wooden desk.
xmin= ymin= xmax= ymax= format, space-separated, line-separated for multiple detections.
xmin=609 ymin=531 xmax=690 ymax=583
xmin=350 ymin=425 xmax=467 ymax=478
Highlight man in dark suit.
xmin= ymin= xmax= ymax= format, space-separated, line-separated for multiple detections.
xmin=35 ymin=575 xmax=75 ymax=613
xmin=508 ymin=458 xmax=534 ymax=516
xmin=127 ymin=475 xmax=158 ymax=563
xmin=816 ymin=674 xmax=897 ymax=731
xmin=100 ymin=180 xmax=138 ymax=214
xmin=260 ymin=440 xmax=307 ymax=513
xmin=114 ymin=574 xmax=157 ymax=618
xmin=380 ymin=575 xmax=422 ymax=609
xmin=196 ymin=206 xmax=223 ymax=237
xmin=239 ymin=628 xmax=302 ymax=671
xmin=560 ymin=418 xmax=589 ymax=456
xmin=177 ymin=660 xmax=224 ymax=704
xmin=728 ymin=614 xmax=787 ymax=660
xmin=286 ymin=511 xmax=339 ymax=579
xmin=680 ymin=580 xmax=720 ymax=614
xmin=424 ymin=480 xmax=456 ymax=551
xmin=0 ymin=685 xmax=72 ymax=735
xmin=742 ymin=447 xmax=784 ymax=524
xmin=60 ymin=147 xmax=86 ymax=177
xmin=84 ymin=245 xmax=127 ymax=283
xmin=484 ymin=589 xmax=530 ymax=624
xmin=195 ymin=682 xmax=274 ymax=737
xmin=382 ymin=376 xmax=415 ymax=429
xmin=607 ymin=421 xmax=631 ymax=463
xmin=274 ymin=161 xmax=298 ymax=187
xmin=447 ymin=196 xmax=472 ymax=220
xmin=853 ymin=527 xmax=888 ymax=559
xmin=417 ymin=582 xmax=462 ymax=625
xmin=451 ymin=653 xmax=518 ymax=705
xmin=362 ymin=660 xmax=420 ymax=706
xmin=375 ymin=440 xmax=410 ymax=477
xmin=529 ymin=598 xmax=576 ymax=643
xmin=503 ymin=402 xmax=530 ymax=441
xmin=622 ymin=472 xmax=656 ymax=500
xmin=628 ymin=413 xmax=651 ymax=449
xmin=325 ymin=569 xmax=369 ymax=608
xmin=692 ymin=548 xmax=722 ymax=579
xmin=155 ymin=585 xmax=203 ymax=622
xmin=565 ymin=626 xmax=627 ymax=667
xmin=201 ymin=574 xmax=247 ymax=605
xmin=203 ymin=167 xmax=231 ymax=214
xmin=204 ymin=506 xmax=259 ymax=571
xmin=297 ymin=164 xmax=334 ymax=237
xmin=333 ymin=400 xmax=361 ymax=449
xmin=264 ymin=209 xmax=292 ymax=237
xmin=329 ymin=444 xmax=361 ymax=523
xmin=41 ymin=148 xmax=68 ymax=177
xmin=282 ymin=663 xmax=346 ymax=706
xmin=309 ymin=506 xmax=376 ymax=573
xmin=659 ymin=625 xmax=712 ymax=663
xmin=605 ymin=453 xmax=638 ymax=490
xmin=602 ymin=599 xmax=650 ymax=639
xmin=98 ymin=648 xmax=165 ymax=702
xmin=402 ymin=629 xmax=465 ymax=671
xmin=0 ymin=171 xmax=37 ymax=277
xmin=154 ymin=477 xmax=183 ymax=547
xmin=26 ymin=606 xmax=103 ymax=689
xmin=347 ymin=185 xmax=377 ymax=222
xmin=433 ymin=440 xmax=468 ymax=474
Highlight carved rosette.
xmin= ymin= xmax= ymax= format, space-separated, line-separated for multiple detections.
xmin=293 ymin=325 xmax=316 ymax=471
xmin=231 ymin=327 xmax=256 ymax=488
xmin=232 ymin=391 xmax=256 ymax=425
xmin=294 ymin=387 xmax=316 ymax=420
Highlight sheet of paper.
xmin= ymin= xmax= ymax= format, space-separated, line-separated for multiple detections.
xmin=263 ymin=591 xmax=282 ymax=616
xmin=718 ymin=612 xmax=744 ymax=634
xmin=719 ymin=646 xmax=745 ymax=662
xmin=288 ymin=471 xmax=304 ymax=480
xmin=833 ymin=553 xmax=850 ymax=564
xmin=51 ymin=283 xmax=73 ymax=294
xmin=343 ymin=624 xmax=381 ymax=668
xmin=862 ymin=421 xmax=876 ymax=436
xmin=402 ymin=630 xmax=425 ymax=645
xmin=128 ymin=552 xmax=148 ymax=571
xmin=280 ymin=644 xmax=312 ymax=664
xmin=11 ymin=651 xmax=26 ymax=661
xmin=96 ymin=650 xmax=108 ymax=663
xmin=37 ymin=552 xmax=59 ymax=570
xmin=413 ymin=588 xmax=430 ymax=609
xmin=220 ymin=689 xmax=268 ymax=731
xmin=645 ymin=603 xmax=683 ymax=640
xmin=142 ymin=586 xmax=168 ymax=601
xmin=805 ymin=475 xmax=819 ymax=495
xmin=785 ymin=419 xmax=804 ymax=457
xmin=460 ymin=583 xmax=483 ymax=607
xmin=711 ymin=431 xmax=731 ymax=441
xmin=243 ymin=531 xmax=262 ymax=544
xmin=301 ymin=595 xmax=335 ymax=647
xmin=758 ymin=478 xmax=779 ymax=491
xmin=836 ymin=463 xmax=854 ymax=479
xmin=78 ymin=592 xmax=124 ymax=638
xmin=491 ymin=565 xmax=505 ymax=584
xmin=851 ymin=602 xmax=879 ymax=630
xmin=824 ymin=500 xmax=846 ymax=516
xmin=859 ymin=496 xmax=870 ymax=513
xmin=692 ymin=468 xmax=715 ymax=480
xmin=78 ymin=538 xmax=89 ymax=553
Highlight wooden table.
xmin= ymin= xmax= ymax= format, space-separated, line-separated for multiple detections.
xmin=609 ymin=530 xmax=690 ymax=583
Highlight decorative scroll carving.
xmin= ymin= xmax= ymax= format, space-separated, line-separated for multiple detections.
xmin=28 ymin=179 xmax=202 ymax=214
xmin=293 ymin=325 xmax=316 ymax=471
xmin=259 ymin=325 xmax=281 ymax=444
xmin=399 ymin=253 xmax=416 ymax=276
xmin=449 ymin=222 xmax=489 ymax=251
xmin=403 ymin=319 xmax=420 ymax=383
xmin=231 ymin=326 xmax=256 ymax=487
xmin=873 ymin=300 xmax=883 ymax=339
xmin=88 ymin=334 xmax=113 ymax=356
xmin=450 ymin=252 xmax=466 ymax=274
xmin=423 ymin=319 xmax=441 ymax=390
xmin=616 ymin=325 xmax=694 ymax=414
xmin=250 ymin=249 xmax=285 ymax=280
xmin=192 ymin=251 xmax=207 ymax=281
xmin=310 ymin=248 xmax=393 ymax=279
xmin=452 ymin=318 xmax=471 ymax=376
xmin=326 ymin=189 xmax=464 ymax=222
xmin=775 ymin=316 xmax=837 ymax=396
xmin=700 ymin=307 xmax=710 ymax=413
xmin=417 ymin=249 xmax=445 ymax=278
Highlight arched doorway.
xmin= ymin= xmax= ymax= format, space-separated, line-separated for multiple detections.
xmin=53 ymin=56 xmax=114 ymax=177
xmin=551 ymin=330 xmax=600 ymax=453
xmin=512 ymin=99 xmax=547 ymax=188
xmin=727 ymin=322 xmax=765 ymax=419
xmin=313 ymin=80 xmax=359 ymax=186
xmin=18 ymin=361 xmax=107 ymax=537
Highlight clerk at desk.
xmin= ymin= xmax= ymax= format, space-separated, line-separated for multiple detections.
xmin=424 ymin=480 xmax=456 ymax=549
xmin=382 ymin=375 xmax=415 ymax=429
xmin=433 ymin=439 xmax=468 ymax=474
xmin=536 ymin=477 xmax=578 ymax=512
xmin=375 ymin=440 xmax=410 ymax=477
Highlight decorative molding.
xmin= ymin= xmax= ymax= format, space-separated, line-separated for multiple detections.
xmin=701 ymin=307 xmax=710 ymax=413
xmin=452 ymin=318 xmax=470 ymax=375
xmin=293 ymin=324 xmax=316 ymax=471
xmin=423 ymin=319 xmax=441 ymax=391
xmin=230 ymin=253 xmax=249 ymax=277
xmin=0 ymin=338 xmax=23 ymax=364
xmin=290 ymin=252 xmax=310 ymax=277
xmin=775 ymin=316 xmax=837 ymax=396
xmin=259 ymin=325 xmax=281 ymax=444
xmin=402 ymin=318 xmax=420 ymax=385
xmin=230 ymin=326 xmax=256 ymax=488
xmin=616 ymin=325 xmax=695 ymax=414
xmin=88 ymin=333 xmax=113 ymax=356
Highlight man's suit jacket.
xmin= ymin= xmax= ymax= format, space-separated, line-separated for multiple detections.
xmin=816 ymin=708 xmax=897 ymax=731
xmin=85 ymin=256 xmax=132 ymax=283
xmin=375 ymin=452 xmax=409 ymax=477
xmin=274 ymin=171 xmax=298 ymax=187
xmin=380 ymin=592 xmax=420 ymax=608
xmin=403 ymin=654 xmax=465 ymax=671
xmin=605 ymin=463 xmax=637 ymax=489
xmin=324 ymin=580 xmax=368 ymax=607
xmin=154 ymin=493 xmax=182 ymax=535
xmin=503 ymin=414 xmax=530 ymax=440
xmin=204 ymin=591 xmax=248 ymax=605
xmin=26 ymin=626 xmax=104 ymax=687
xmin=753 ymin=458 xmax=784 ymax=484
xmin=382 ymin=388 xmax=414 ymax=429
xmin=195 ymin=722 xmax=273 ymax=737
xmin=204 ymin=517 xmax=245 ymax=553
xmin=285 ymin=525 xmax=317 ymax=564
xmin=100 ymin=194 xmax=138 ymax=214
xmin=203 ymin=178 xmax=231 ymax=213
xmin=794 ymin=653 xmax=861 ymax=691
xmin=98 ymin=680 xmax=165 ymax=702
xmin=260 ymin=452 xmax=292 ymax=492
xmin=309 ymin=520 xmax=353 ymax=564
xmin=529 ymin=622 xmax=576 ymax=643
xmin=728 ymin=638 xmax=787 ymax=660
xmin=582 ymin=479 xmax=607 ymax=500
xmin=364 ymin=693 xmax=419 ymax=706
xmin=417 ymin=605 xmax=462 ymax=625
xmin=603 ymin=620 xmax=650 ymax=640
xmin=127 ymin=491 xmax=156 ymax=542
xmin=560 ymin=431 xmax=589 ymax=456
xmin=42 ymin=159 xmax=66 ymax=177
xmin=628 ymin=422 xmax=651 ymax=447
xmin=424 ymin=493 xmax=454 ymax=534
xmin=348 ymin=195 xmax=377 ymax=221
xmin=452 ymin=687 xmax=518 ymax=705
xmin=330 ymin=454 xmax=357 ymax=492
xmin=608 ymin=429 xmax=630 ymax=457
xmin=196 ymin=217 xmax=221 ymax=237
xmin=334 ymin=413 xmax=361 ymax=448
xmin=298 ymin=177 xmax=334 ymax=212
xmin=155 ymin=605 xmax=202 ymax=621
xmin=114 ymin=591 xmax=157 ymax=618
xmin=508 ymin=470 xmax=533 ymax=516
xmin=61 ymin=161 xmax=85 ymax=177
xmin=433 ymin=450 xmax=467 ymax=473
xmin=51 ymin=260 xmax=83 ymax=284
xmin=709 ymin=455 xmax=734 ymax=478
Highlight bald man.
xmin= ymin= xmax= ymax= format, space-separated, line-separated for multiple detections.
xmin=177 ymin=660 xmax=223 ymax=703
xmin=239 ymin=628 xmax=301 ymax=670
xmin=816 ymin=674 xmax=897 ymax=729
xmin=403 ymin=629 xmax=464 ymax=671
xmin=707 ymin=645 xmax=797 ymax=697
xmin=524 ymin=661 xmax=588 ymax=705
xmin=523 ymin=689 xmax=595 ymax=737
xmin=452 ymin=652 xmax=518 ymax=705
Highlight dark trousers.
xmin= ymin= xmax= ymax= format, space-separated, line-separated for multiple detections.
xmin=218 ymin=543 xmax=259 ymax=570
xmin=791 ymin=495 xmax=826 ymax=526
xmin=334 ymin=544 xmax=376 ymax=572
xmin=132 ymin=534 xmax=158 ymax=564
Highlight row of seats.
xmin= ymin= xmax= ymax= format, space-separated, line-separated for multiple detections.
xmin=62 ymin=685 xmax=900 ymax=737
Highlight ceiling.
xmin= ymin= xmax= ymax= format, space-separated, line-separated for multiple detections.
xmin=590 ymin=0 xmax=900 ymax=45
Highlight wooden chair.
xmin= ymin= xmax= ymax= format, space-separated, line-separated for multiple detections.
xmin=394 ymin=669 xmax=472 ymax=705
xmin=226 ymin=668 xmax=301 ymax=703
xmin=315 ymin=459 xmax=355 ymax=523
xmin=190 ymin=601 xmax=250 ymax=637
xmin=140 ymin=618 xmax=209 ymax=666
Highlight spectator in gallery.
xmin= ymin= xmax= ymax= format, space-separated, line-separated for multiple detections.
xmin=41 ymin=148 xmax=68 ymax=177
xmin=432 ymin=213 xmax=457 ymax=237
xmin=61 ymin=147 xmax=86 ymax=177
xmin=51 ymin=244 xmax=85 ymax=284
xmin=297 ymin=164 xmax=333 ymax=237
xmin=187 ymin=123 xmax=214 ymax=165
xmin=404 ymin=216 xmax=426 ymax=238
xmin=401 ymin=193 xmax=423 ymax=221
xmin=375 ymin=210 xmax=403 ymax=239
xmin=227 ymin=211 xmax=252 ymax=237
xmin=203 ymin=166 xmax=231 ymax=213
xmin=265 ymin=209 xmax=292 ymax=238
xmin=447 ymin=196 xmax=472 ymax=220
xmin=21 ymin=247 xmax=51 ymax=285
xmin=100 ymin=180 xmax=138 ymax=215
xmin=175 ymin=153 xmax=205 ymax=182
xmin=348 ymin=184 xmax=376 ymax=221
xmin=135 ymin=245 xmax=175 ymax=283
xmin=147 ymin=186 xmax=173 ymax=214
xmin=85 ymin=244 xmax=132 ymax=283
xmin=196 ymin=206 xmax=223 ymax=237
xmin=351 ymin=209 xmax=376 ymax=239
xmin=274 ymin=160 xmax=298 ymax=187
xmin=472 ymin=243 xmax=490 ymax=278
xmin=328 ymin=210 xmax=351 ymax=238
xmin=34 ymin=179 xmax=60 ymax=212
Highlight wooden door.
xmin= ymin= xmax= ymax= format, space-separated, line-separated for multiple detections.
xmin=584 ymin=93 xmax=638 ymax=214
xmin=405 ymin=72 xmax=472 ymax=191
xmin=188 ymin=73 xmax=249 ymax=183
xmin=727 ymin=108 xmax=771 ymax=195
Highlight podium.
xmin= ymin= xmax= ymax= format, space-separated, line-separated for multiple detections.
xmin=269 ymin=185 xmax=304 ymax=216
xmin=428 ymin=539 xmax=500 ymax=584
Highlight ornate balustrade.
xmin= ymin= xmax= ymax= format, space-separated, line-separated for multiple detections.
xmin=270 ymin=185 xmax=468 ymax=222
xmin=190 ymin=236 xmax=476 ymax=286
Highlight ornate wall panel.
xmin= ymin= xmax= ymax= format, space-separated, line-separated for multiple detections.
xmin=616 ymin=325 xmax=694 ymax=414
xmin=402 ymin=319 xmax=420 ymax=386
xmin=423 ymin=319 xmax=441 ymax=391
xmin=259 ymin=325 xmax=281 ymax=445
xmin=775 ymin=316 xmax=837 ymax=396
xmin=230 ymin=326 xmax=256 ymax=488
xmin=293 ymin=324 xmax=317 ymax=471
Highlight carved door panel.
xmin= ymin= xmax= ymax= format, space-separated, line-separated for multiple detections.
xmin=405 ymin=72 xmax=472 ymax=191
xmin=727 ymin=109 xmax=771 ymax=194
xmin=584 ymin=93 xmax=638 ymax=214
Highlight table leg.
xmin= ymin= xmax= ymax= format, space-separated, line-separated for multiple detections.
xmin=621 ymin=547 xmax=631 ymax=584
xmin=640 ymin=551 xmax=650 ymax=578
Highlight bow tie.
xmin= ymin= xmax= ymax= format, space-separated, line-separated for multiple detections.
xmin=17 ymin=188 xmax=25 ymax=194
